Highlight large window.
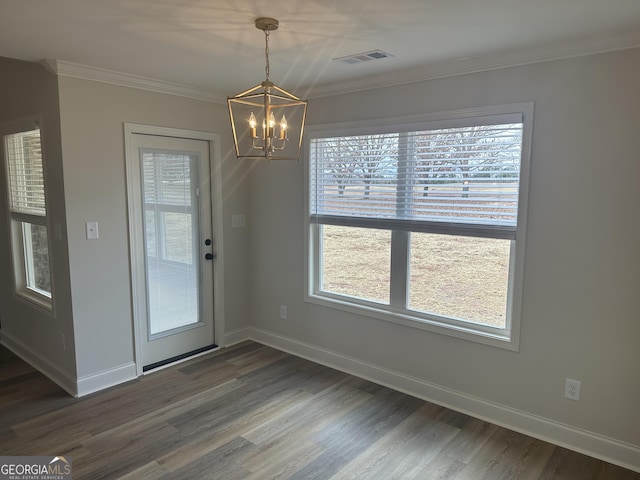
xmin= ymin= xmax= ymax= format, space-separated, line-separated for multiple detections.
xmin=3 ymin=121 xmax=52 ymax=309
xmin=306 ymin=104 xmax=532 ymax=348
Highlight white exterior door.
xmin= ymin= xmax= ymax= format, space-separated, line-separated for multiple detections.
xmin=126 ymin=129 xmax=219 ymax=371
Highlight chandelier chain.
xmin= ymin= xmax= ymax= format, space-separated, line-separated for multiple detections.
xmin=264 ymin=29 xmax=270 ymax=82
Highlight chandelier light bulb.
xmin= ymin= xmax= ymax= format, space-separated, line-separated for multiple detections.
xmin=249 ymin=112 xmax=257 ymax=138
xmin=269 ymin=112 xmax=276 ymax=137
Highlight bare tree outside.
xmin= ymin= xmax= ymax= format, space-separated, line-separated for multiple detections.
xmin=313 ymin=134 xmax=398 ymax=219
xmin=414 ymin=125 xmax=520 ymax=193
xmin=410 ymin=124 xmax=521 ymax=226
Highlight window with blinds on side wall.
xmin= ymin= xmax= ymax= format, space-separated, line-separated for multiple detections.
xmin=3 ymin=122 xmax=52 ymax=309
xmin=306 ymin=104 xmax=532 ymax=349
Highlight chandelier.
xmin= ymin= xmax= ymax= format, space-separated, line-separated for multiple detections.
xmin=227 ymin=17 xmax=308 ymax=161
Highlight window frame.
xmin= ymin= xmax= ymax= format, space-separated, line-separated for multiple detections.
xmin=2 ymin=116 xmax=54 ymax=312
xmin=304 ymin=103 xmax=533 ymax=350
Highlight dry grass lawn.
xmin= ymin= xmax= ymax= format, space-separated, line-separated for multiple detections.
xmin=321 ymin=225 xmax=510 ymax=328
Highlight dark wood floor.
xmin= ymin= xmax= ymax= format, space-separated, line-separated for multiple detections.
xmin=1 ymin=341 xmax=638 ymax=480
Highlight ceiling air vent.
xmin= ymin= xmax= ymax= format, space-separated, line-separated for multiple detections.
xmin=333 ymin=50 xmax=394 ymax=65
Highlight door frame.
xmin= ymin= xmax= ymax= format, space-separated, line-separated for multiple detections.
xmin=124 ymin=123 xmax=225 ymax=377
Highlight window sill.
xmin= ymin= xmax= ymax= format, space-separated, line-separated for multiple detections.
xmin=305 ymin=292 xmax=519 ymax=352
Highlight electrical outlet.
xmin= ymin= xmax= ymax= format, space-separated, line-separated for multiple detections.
xmin=59 ymin=332 xmax=66 ymax=351
xmin=280 ymin=305 xmax=288 ymax=319
xmin=564 ymin=378 xmax=581 ymax=401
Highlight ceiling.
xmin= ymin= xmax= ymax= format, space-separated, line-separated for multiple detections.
xmin=2 ymin=0 xmax=640 ymax=100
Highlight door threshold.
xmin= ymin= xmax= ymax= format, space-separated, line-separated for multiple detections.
xmin=142 ymin=344 xmax=219 ymax=374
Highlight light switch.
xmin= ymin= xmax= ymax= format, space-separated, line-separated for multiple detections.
xmin=232 ymin=214 xmax=246 ymax=228
xmin=86 ymin=221 xmax=99 ymax=240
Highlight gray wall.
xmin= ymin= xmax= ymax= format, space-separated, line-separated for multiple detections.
xmin=0 ymin=57 xmax=76 ymax=386
xmin=249 ymin=48 xmax=640 ymax=456
xmin=1 ymin=58 xmax=253 ymax=392
xmin=57 ymin=77 xmax=252 ymax=380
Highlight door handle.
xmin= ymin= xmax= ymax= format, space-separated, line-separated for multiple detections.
xmin=205 ymin=253 xmax=216 ymax=260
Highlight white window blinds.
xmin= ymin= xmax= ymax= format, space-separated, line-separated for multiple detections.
xmin=5 ymin=129 xmax=46 ymax=216
xmin=309 ymin=120 xmax=524 ymax=239
xmin=142 ymin=152 xmax=194 ymax=208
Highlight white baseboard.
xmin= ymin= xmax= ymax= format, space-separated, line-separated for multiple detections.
xmin=223 ymin=327 xmax=251 ymax=347
xmin=1 ymin=331 xmax=78 ymax=397
xmin=76 ymin=362 xmax=137 ymax=397
xmin=73 ymin=326 xmax=251 ymax=394
xmin=249 ymin=327 xmax=640 ymax=473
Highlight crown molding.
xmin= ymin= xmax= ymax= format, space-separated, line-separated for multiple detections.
xmin=41 ymin=59 xmax=226 ymax=104
xmin=305 ymin=29 xmax=640 ymax=99
xmin=40 ymin=29 xmax=640 ymax=103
